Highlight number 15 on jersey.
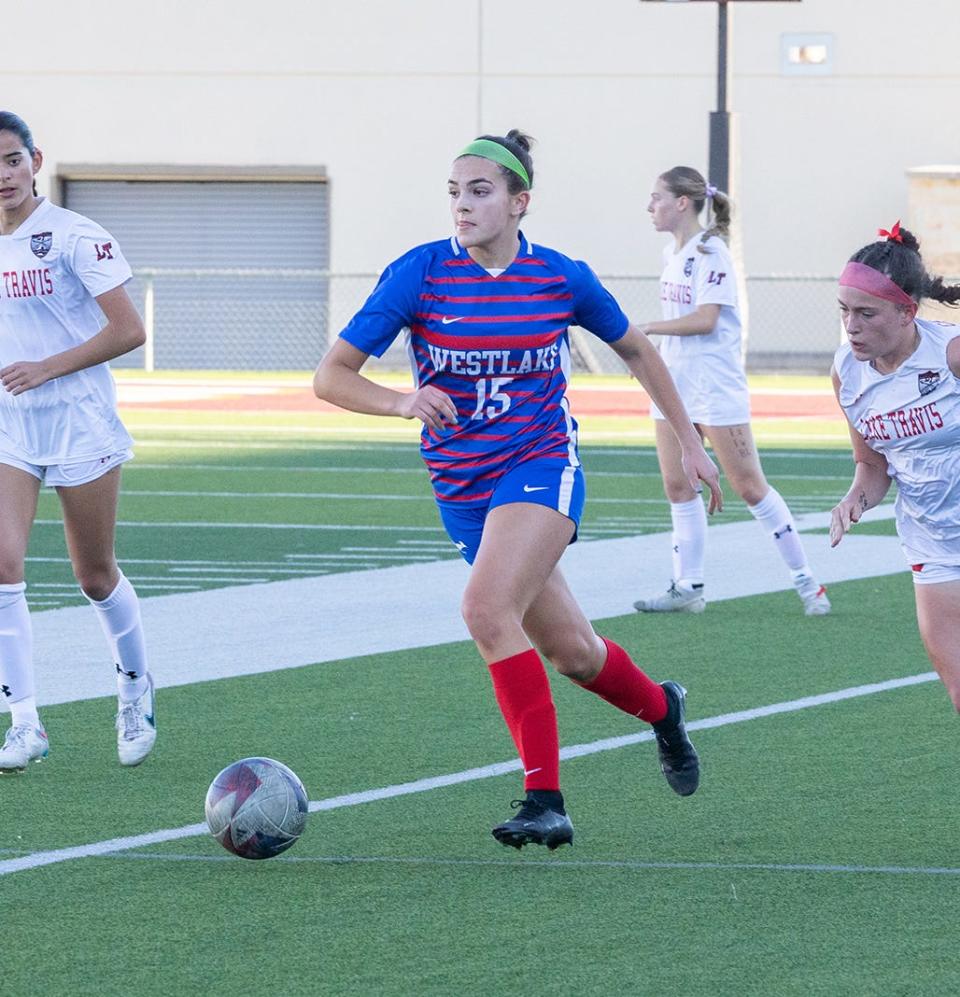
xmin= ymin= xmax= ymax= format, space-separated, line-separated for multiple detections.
xmin=471 ymin=377 xmax=514 ymax=419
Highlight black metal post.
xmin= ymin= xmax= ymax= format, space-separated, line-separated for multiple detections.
xmin=708 ymin=0 xmax=732 ymax=193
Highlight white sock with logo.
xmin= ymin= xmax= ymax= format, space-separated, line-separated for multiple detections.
xmin=0 ymin=582 xmax=41 ymax=727
xmin=748 ymin=488 xmax=810 ymax=574
xmin=85 ymin=573 xmax=150 ymax=703
xmin=670 ymin=496 xmax=707 ymax=590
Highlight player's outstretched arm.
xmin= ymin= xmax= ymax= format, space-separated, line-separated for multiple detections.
xmin=0 ymin=286 xmax=145 ymax=395
xmin=610 ymin=324 xmax=723 ymax=513
xmin=637 ymin=304 xmax=721 ymax=338
xmin=829 ymin=367 xmax=891 ymax=547
xmin=313 ymin=338 xmax=458 ymax=432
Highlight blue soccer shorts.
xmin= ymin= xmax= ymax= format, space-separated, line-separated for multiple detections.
xmin=437 ymin=459 xmax=586 ymax=565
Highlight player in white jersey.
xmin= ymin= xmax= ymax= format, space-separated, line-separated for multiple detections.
xmin=633 ymin=166 xmax=830 ymax=617
xmin=830 ymin=222 xmax=960 ymax=710
xmin=0 ymin=111 xmax=156 ymax=772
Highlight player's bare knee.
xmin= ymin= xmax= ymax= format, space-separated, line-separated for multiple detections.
xmin=0 ymin=559 xmax=26 ymax=586
xmin=540 ymin=632 xmax=601 ymax=681
xmin=75 ymin=565 xmax=117 ymax=602
xmin=739 ymin=481 xmax=770 ymax=506
xmin=460 ymin=593 xmax=510 ymax=650
xmin=663 ymin=479 xmax=698 ymax=503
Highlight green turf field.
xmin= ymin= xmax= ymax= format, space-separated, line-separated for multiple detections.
xmin=4 ymin=388 xmax=952 ymax=997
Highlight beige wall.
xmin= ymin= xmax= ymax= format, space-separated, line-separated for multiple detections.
xmin=10 ymin=0 xmax=959 ymax=282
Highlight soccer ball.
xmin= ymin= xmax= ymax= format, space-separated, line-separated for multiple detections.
xmin=205 ymin=757 xmax=309 ymax=860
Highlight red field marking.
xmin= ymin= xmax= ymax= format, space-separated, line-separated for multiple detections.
xmin=119 ymin=383 xmax=841 ymax=418
xmin=120 ymin=387 xmax=331 ymax=412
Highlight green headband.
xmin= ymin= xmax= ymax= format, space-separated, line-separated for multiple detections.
xmin=458 ymin=139 xmax=531 ymax=189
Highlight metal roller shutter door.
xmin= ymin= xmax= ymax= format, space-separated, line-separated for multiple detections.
xmin=62 ymin=179 xmax=329 ymax=370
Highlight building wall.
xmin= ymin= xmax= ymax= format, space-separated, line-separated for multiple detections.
xmin=9 ymin=0 xmax=959 ymax=354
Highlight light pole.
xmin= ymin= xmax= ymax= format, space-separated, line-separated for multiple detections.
xmin=640 ymin=0 xmax=800 ymax=198
xmin=709 ymin=0 xmax=733 ymax=193
xmin=640 ymin=1 xmax=800 ymax=362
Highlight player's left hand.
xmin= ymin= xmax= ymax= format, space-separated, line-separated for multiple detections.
xmin=682 ymin=446 xmax=723 ymax=514
xmin=0 ymin=360 xmax=55 ymax=395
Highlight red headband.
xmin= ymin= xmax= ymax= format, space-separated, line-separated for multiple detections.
xmin=838 ymin=261 xmax=916 ymax=309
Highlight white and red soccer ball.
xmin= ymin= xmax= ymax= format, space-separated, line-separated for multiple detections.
xmin=205 ymin=757 xmax=309 ymax=860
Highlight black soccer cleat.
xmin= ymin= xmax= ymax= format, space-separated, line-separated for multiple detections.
xmin=491 ymin=791 xmax=574 ymax=851
xmin=652 ymin=681 xmax=700 ymax=797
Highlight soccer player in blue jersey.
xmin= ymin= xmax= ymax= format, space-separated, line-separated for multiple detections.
xmin=314 ymin=130 xmax=723 ymax=850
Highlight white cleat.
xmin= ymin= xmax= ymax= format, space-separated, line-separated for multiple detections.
xmin=793 ymin=572 xmax=831 ymax=616
xmin=116 ymin=674 xmax=157 ymax=767
xmin=634 ymin=582 xmax=706 ymax=614
xmin=801 ymin=585 xmax=831 ymax=617
xmin=0 ymin=723 xmax=49 ymax=773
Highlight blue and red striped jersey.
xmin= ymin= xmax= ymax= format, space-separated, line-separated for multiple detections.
xmin=339 ymin=233 xmax=629 ymax=505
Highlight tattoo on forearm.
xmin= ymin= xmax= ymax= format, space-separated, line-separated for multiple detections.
xmin=858 ymin=491 xmax=869 ymax=513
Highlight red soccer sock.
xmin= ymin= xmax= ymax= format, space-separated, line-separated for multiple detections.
xmin=488 ymin=648 xmax=560 ymax=792
xmin=577 ymin=638 xmax=668 ymax=724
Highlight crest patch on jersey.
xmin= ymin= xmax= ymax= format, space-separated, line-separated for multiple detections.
xmin=683 ymin=257 xmax=695 ymax=277
xmin=30 ymin=232 xmax=52 ymax=258
xmin=918 ymin=370 xmax=940 ymax=396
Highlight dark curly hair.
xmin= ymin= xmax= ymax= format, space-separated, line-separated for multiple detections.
xmin=850 ymin=227 xmax=960 ymax=306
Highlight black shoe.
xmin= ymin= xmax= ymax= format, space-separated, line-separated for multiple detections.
xmin=491 ymin=791 xmax=574 ymax=851
xmin=652 ymin=681 xmax=700 ymax=797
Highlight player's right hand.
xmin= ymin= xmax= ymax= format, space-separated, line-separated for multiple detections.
xmin=829 ymin=499 xmax=861 ymax=547
xmin=397 ymin=385 xmax=459 ymax=431
xmin=681 ymin=447 xmax=723 ymax=515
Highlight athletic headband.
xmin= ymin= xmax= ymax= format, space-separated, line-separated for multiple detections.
xmin=838 ymin=261 xmax=916 ymax=309
xmin=458 ymin=139 xmax=531 ymax=189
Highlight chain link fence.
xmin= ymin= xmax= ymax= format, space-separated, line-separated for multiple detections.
xmin=115 ymin=268 xmax=860 ymax=375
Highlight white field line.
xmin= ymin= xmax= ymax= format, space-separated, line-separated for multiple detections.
xmin=119 ymin=489 xmax=432 ymax=501
xmin=127 ymin=463 xmax=853 ymax=482
xmin=126 ymin=421 xmax=841 ymax=435
xmin=130 ymin=445 xmax=855 ymax=462
xmin=80 ymin=853 xmax=960 ymax=878
xmin=24 ymin=508 xmax=903 ymax=709
xmin=33 ymin=519 xmax=447 ymax=532
xmin=134 ymin=440 xmax=412 ymax=451
xmin=29 ymin=581 xmax=202 ymax=591
xmin=130 ymin=423 xmax=422 ymax=435
xmin=129 ymin=428 xmax=847 ymax=444
xmin=129 ymin=463 xmax=425 ymax=473
xmin=26 ymin=556 xmax=342 ymax=569
xmin=130 ymin=440 xmax=856 ymax=458
xmin=101 ymin=489 xmax=734 ymax=505
xmin=0 ymin=671 xmax=937 ymax=878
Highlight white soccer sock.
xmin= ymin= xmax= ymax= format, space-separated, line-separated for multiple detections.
xmin=748 ymin=487 xmax=810 ymax=574
xmin=670 ymin=496 xmax=707 ymax=588
xmin=0 ymin=583 xmax=41 ymax=727
xmin=85 ymin=573 xmax=150 ymax=703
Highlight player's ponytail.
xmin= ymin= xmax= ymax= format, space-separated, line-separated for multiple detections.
xmin=702 ymin=189 xmax=731 ymax=249
xmin=0 ymin=111 xmax=38 ymax=196
xmin=659 ymin=166 xmax=731 ymax=253
xmin=851 ymin=224 xmax=960 ymax=307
